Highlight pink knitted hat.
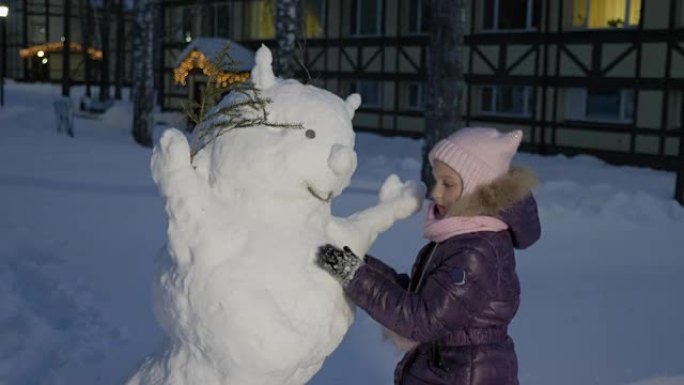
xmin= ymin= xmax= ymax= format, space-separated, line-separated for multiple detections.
xmin=429 ymin=127 xmax=523 ymax=196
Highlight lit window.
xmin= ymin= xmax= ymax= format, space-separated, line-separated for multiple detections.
xmin=247 ymin=0 xmax=275 ymax=39
xmin=350 ymin=0 xmax=383 ymax=36
xmin=301 ymin=0 xmax=326 ymax=38
xmin=572 ymin=0 xmax=641 ymax=29
xmin=483 ymin=0 xmax=541 ymax=31
xmin=566 ymin=88 xmax=635 ymax=123
xmin=480 ymin=86 xmax=533 ymax=117
xmin=351 ymin=81 xmax=382 ymax=107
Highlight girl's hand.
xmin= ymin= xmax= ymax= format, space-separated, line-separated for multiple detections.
xmin=316 ymin=245 xmax=365 ymax=287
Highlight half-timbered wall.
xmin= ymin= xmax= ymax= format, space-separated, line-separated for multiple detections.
xmin=4 ymin=0 xmax=133 ymax=84
xmin=160 ymin=0 xmax=430 ymax=134
xmin=465 ymin=0 xmax=683 ymax=172
xmin=159 ymin=0 xmax=683 ymax=176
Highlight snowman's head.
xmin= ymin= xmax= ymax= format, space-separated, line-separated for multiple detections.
xmin=195 ymin=45 xmax=361 ymax=207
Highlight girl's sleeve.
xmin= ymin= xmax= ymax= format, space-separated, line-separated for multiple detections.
xmin=363 ymin=255 xmax=410 ymax=290
xmin=345 ymin=247 xmax=495 ymax=343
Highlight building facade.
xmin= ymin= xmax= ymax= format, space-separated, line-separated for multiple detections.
xmin=464 ymin=0 xmax=683 ymax=172
xmin=159 ymin=0 xmax=684 ymax=178
xmin=3 ymin=0 xmax=132 ymax=86
xmin=3 ymin=0 xmax=682 ymax=193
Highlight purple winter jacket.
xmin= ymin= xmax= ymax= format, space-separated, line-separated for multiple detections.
xmin=345 ymin=194 xmax=541 ymax=385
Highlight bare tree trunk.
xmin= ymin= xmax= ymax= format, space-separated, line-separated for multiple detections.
xmin=422 ymin=0 xmax=466 ymax=189
xmin=132 ymin=0 xmax=156 ymax=147
xmin=154 ymin=2 xmax=164 ymax=107
xmin=677 ymin=135 xmax=684 ymax=204
xmin=276 ymin=0 xmax=299 ymax=78
xmin=114 ymin=0 xmax=124 ymax=100
xmin=676 ymin=99 xmax=684 ymax=204
xmin=62 ymin=0 xmax=71 ymax=97
xmin=1 ymin=14 xmax=5 ymax=106
xmin=99 ymin=0 xmax=111 ymax=102
xmin=80 ymin=0 xmax=93 ymax=97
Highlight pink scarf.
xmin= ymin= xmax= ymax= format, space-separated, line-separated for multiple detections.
xmin=423 ymin=203 xmax=509 ymax=242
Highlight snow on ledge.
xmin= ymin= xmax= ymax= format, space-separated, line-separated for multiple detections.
xmin=173 ymin=37 xmax=256 ymax=71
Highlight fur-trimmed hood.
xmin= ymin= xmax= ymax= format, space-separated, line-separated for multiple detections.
xmin=447 ymin=166 xmax=537 ymax=217
xmin=447 ymin=165 xmax=541 ymax=250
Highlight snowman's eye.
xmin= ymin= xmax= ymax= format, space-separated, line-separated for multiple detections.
xmin=305 ymin=129 xmax=316 ymax=139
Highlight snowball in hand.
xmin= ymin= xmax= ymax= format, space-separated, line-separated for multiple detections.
xmin=125 ymin=45 xmax=425 ymax=385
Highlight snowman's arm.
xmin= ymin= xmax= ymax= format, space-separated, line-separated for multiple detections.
xmin=328 ymin=175 xmax=424 ymax=256
xmin=151 ymin=128 xmax=208 ymax=226
xmin=345 ymin=202 xmax=404 ymax=241
xmin=346 ymin=175 xmax=425 ymax=244
xmin=328 ymin=201 xmax=414 ymax=258
xmin=326 ymin=204 xmax=399 ymax=260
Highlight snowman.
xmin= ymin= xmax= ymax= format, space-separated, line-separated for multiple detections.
xmin=125 ymin=46 xmax=425 ymax=385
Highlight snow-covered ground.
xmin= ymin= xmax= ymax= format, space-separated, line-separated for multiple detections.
xmin=1 ymin=81 xmax=683 ymax=385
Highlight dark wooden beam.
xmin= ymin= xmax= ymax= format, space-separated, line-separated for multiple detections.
xmin=465 ymin=74 xmax=684 ymax=89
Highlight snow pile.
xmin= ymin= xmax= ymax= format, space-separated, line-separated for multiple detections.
xmin=625 ymin=376 xmax=684 ymax=385
xmin=0 ymin=240 xmax=124 ymax=384
xmin=125 ymin=46 xmax=424 ymax=385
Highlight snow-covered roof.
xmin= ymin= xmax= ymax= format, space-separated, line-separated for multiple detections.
xmin=174 ymin=38 xmax=255 ymax=72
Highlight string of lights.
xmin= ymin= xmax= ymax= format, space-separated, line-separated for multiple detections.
xmin=19 ymin=42 xmax=103 ymax=60
xmin=174 ymin=50 xmax=249 ymax=87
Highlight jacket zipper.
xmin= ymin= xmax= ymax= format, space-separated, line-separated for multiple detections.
xmin=409 ymin=243 xmax=445 ymax=373
xmin=410 ymin=242 xmax=439 ymax=293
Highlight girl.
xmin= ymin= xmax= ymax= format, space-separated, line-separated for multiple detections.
xmin=317 ymin=127 xmax=541 ymax=385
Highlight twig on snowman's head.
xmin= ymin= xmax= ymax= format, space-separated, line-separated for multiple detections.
xmin=184 ymin=44 xmax=305 ymax=161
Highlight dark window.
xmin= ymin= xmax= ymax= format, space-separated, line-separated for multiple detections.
xmin=182 ymin=7 xmax=193 ymax=38
xmin=481 ymin=86 xmax=532 ymax=116
xmin=498 ymin=87 xmax=528 ymax=115
xmin=533 ymin=1 xmax=543 ymax=28
xmin=624 ymin=90 xmax=635 ymax=121
xmin=201 ymin=5 xmax=213 ymax=37
xmin=566 ymin=88 xmax=634 ymax=123
xmin=408 ymin=0 xmax=428 ymax=34
xmin=585 ymin=89 xmax=634 ymax=121
xmin=586 ymin=90 xmax=621 ymax=120
xmin=31 ymin=23 xmax=47 ymax=44
xmin=483 ymin=0 xmax=541 ymax=31
xmin=483 ymin=0 xmax=495 ymax=29
xmin=481 ymin=87 xmax=494 ymax=112
xmin=350 ymin=0 xmax=357 ymax=34
xmin=498 ymin=0 xmax=528 ymax=29
xmin=408 ymin=83 xmax=427 ymax=110
xmin=216 ymin=5 xmax=231 ymax=37
xmin=351 ymin=81 xmax=382 ymax=107
xmin=351 ymin=0 xmax=382 ymax=35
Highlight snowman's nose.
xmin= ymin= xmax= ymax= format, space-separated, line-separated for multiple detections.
xmin=328 ymin=144 xmax=357 ymax=176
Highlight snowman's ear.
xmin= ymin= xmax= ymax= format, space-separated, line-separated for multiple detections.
xmin=345 ymin=93 xmax=362 ymax=118
xmin=251 ymin=44 xmax=276 ymax=90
